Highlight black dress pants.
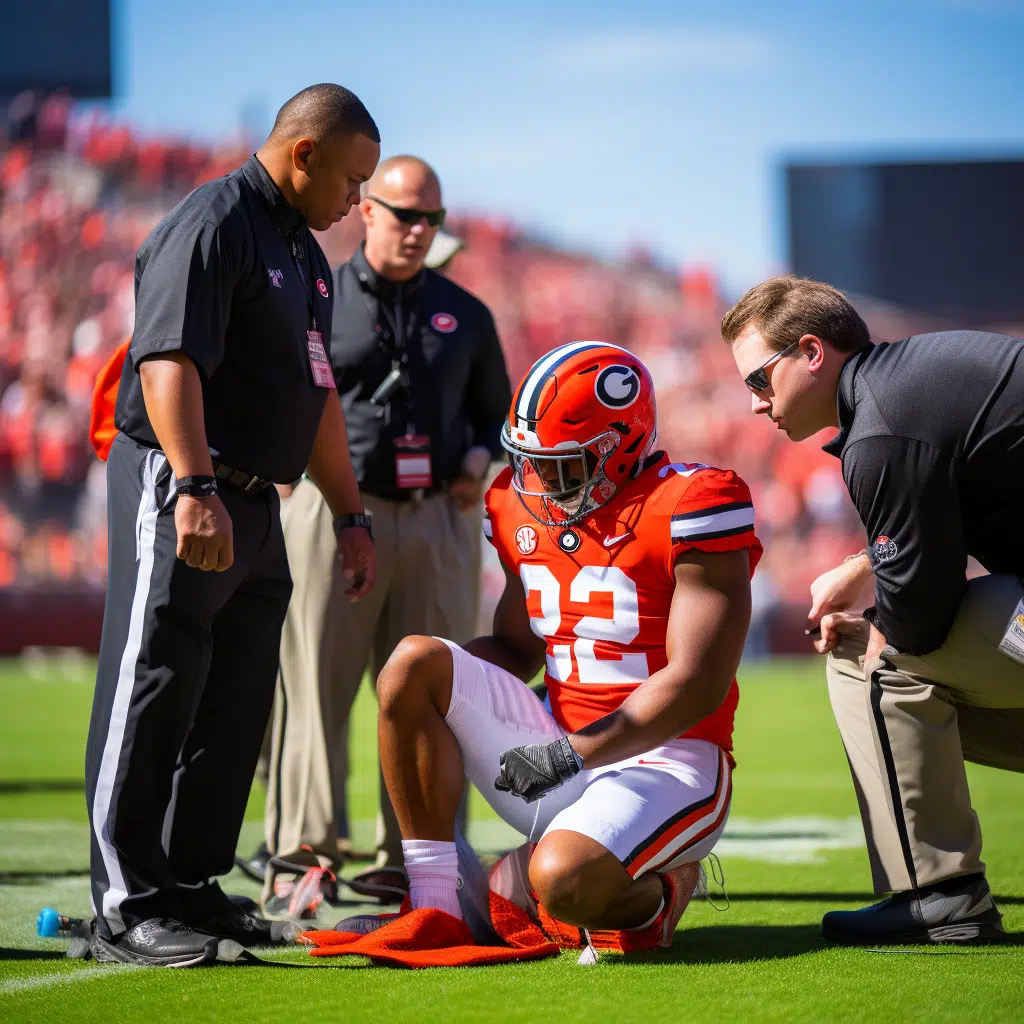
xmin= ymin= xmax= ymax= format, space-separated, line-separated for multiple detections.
xmin=85 ymin=434 xmax=291 ymax=940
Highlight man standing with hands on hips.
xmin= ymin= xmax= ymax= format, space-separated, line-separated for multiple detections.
xmin=262 ymin=156 xmax=511 ymax=910
xmin=724 ymin=275 xmax=1024 ymax=946
xmin=84 ymin=84 xmax=380 ymax=967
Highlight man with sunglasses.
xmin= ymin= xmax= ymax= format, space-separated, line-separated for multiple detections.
xmin=724 ymin=274 xmax=1024 ymax=946
xmin=261 ymin=155 xmax=511 ymax=912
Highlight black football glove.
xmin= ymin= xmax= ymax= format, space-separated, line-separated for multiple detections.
xmin=494 ymin=736 xmax=584 ymax=803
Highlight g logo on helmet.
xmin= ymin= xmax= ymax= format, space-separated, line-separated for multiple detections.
xmin=595 ymin=365 xmax=640 ymax=409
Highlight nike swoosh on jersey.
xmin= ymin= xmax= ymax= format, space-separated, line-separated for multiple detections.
xmin=602 ymin=534 xmax=630 ymax=547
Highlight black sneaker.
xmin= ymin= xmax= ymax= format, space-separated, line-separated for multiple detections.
xmin=91 ymin=918 xmax=243 ymax=967
xmin=346 ymin=866 xmax=409 ymax=904
xmin=192 ymin=903 xmax=301 ymax=946
xmin=234 ymin=843 xmax=272 ymax=883
xmin=822 ymin=874 xmax=1004 ymax=945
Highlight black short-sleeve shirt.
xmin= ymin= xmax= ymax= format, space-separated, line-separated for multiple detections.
xmin=114 ymin=155 xmax=334 ymax=483
xmin=823 ymin=330 xmax=1024 ymax=655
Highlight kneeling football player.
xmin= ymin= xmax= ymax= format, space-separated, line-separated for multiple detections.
xmin=376 ymin=342 xmax=760 ymax=947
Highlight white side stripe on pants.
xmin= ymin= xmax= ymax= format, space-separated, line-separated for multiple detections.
xmin=91 ymin=449 xmax=165 ymax=935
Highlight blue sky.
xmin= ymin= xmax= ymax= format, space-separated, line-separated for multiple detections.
xmin=106 ymin=0 xmax=1024 ymax=291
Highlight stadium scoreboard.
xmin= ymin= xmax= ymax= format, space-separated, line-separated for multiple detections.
xmin=0 ymin=0 xmax=111 ymax=99
xmin=787 ymin=159 xmax=1024 ymax=323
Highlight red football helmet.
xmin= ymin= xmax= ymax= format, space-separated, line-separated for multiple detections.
xmin=501 ymin=342 xmax=658 ymax=526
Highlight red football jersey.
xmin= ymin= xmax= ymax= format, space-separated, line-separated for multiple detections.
xmin=483 ymin=453 xmax=762 ymax=761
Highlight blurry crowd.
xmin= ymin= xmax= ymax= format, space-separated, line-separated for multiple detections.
xmin=1 ymin=94 xmax=876 ymax=622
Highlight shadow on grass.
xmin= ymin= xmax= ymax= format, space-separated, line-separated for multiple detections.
xmin=605 ymin=925 xmax=1024 ymax=966
xmin=608 ymin=923 xmax=825 ymax=966
xmin=0 ymin=947 xmax=67 ymax=961
xmin=0 ymin=870 xmax=90 ymax=884
xmin=728 ymin=892 xmax=1024 ymax=906
xmin=0 ymin=780 xmax=84 ymax=794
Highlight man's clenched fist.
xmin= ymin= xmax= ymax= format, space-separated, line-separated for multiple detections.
xmin=175 ymin=494 xmax=234 ymax=572
xmin=494 ymin=736 xmax=584 ymax=803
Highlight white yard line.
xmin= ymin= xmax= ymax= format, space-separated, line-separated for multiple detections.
xmin=0 ymin=965 xmax=138 ymax=995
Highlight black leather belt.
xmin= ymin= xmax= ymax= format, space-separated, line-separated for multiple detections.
xmin=212 ymin=461 xmax=274 ymax=494
xmin=360 ymin=483 xmax=446 ymax=503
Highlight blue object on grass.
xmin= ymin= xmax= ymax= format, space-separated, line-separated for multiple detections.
xmin=37 ymin=908 xmax=85 ymax=938
xmin=37 ymin=907 xmax=61 ymax=937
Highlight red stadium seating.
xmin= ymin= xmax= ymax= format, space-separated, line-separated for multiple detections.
xmin=6 ymin=102 xmax=974 ymax=651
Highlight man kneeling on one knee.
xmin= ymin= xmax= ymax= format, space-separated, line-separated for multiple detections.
xmin=371 ymin=342 xmax=759 ymax=943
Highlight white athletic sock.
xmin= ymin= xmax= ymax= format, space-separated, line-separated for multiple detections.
xmin=402 ymin=839 xmax=463 ymax=920
xmin=630 ymin=894 xmax=665 ymax=931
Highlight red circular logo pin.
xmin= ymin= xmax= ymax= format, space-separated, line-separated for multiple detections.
xmin=515 ymin=525 xmax=538 ymax=555
xmin=317 ymin=278 xmax=329 ymax=298
xmin=431 ymin=312 xmax=458 ymax=334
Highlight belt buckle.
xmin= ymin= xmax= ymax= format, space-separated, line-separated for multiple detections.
xmin=245 ymin=475 xmax=264 ymax=494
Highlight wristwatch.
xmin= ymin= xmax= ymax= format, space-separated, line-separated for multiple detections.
xmin=334 ymin=512 xmax=373 ymax=540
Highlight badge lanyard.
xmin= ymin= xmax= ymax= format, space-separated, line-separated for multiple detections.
xmin=358 ymin=272 xmax=433 ymax=490
xmin=358 ymin=274 xmax=425 ymax=432
xmin=292 ymin=233 xmax=335 ymax=389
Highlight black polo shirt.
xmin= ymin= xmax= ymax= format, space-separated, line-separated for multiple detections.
xmin=115 ymin=155 xmax=334 ymax=483
xmin=823 ymin=330 xmax=1024 ymax=655
xmin=330 ymin=245 xmax=511 ymax=500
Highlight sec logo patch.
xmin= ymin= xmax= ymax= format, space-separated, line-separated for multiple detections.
xmin=431 ymin=312 xmax=458 ymax=334
xmin=317 ymin=278 xmax=329 ymax=298
xmin=873 ymin=535 xmax=898 ymax=561
xmin=515 ymin=525 xmax=538 ymax=555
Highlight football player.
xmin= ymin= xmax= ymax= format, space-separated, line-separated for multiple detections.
xmin=375 ymin=341 xmax=760 ymax=945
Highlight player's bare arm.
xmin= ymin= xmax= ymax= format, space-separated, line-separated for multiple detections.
xmin=570 ymin=546 xmax=751 ymax=768
xmin=494 ymin=546 xmax=751 ymax=802
xmin=463 ymin=560 xmax=546 ymax=682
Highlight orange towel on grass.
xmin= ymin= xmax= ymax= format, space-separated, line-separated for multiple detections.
xmin=299 ymin=886 xmax=671 ymax=967
xmin=299 ymin=897 xmax=559 ymax=968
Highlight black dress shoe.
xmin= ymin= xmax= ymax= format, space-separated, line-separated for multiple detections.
xmin=822 ymin=874 xmax=1004 ymax=945
xmin=192 ymin=903 xmax=300 ymax=946
xmin=234 ymin=843 xmax=272 ymax=883
xmin=91 ymin=918 xmax=243 ymax=967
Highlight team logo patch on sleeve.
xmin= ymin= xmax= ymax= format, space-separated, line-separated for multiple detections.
xmin=431 ymin=312 xmax=458 ymax=334
xmin=515 ymin=525 xmax=539 ymax=554
xmin=873 ymin=535 xmax=898 ymax=561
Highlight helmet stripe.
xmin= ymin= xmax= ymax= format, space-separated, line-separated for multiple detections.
xmin=515 ymin=341 xmax=612 ymax=422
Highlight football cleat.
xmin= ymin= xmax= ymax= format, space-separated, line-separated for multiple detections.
xmin=487 ymin=842 xmax=539 ymax=921
xmin=658 ymin=861 xmax=704 ymax=949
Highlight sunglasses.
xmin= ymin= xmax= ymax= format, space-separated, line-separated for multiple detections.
xmin=368 ymin=195 xmax=446 ymax=228
xmin=743 ymin=340 xmax=800 ymax=392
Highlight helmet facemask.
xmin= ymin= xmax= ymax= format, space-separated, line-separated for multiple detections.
xmin=502 ymin=424 xmax=621 ymax=527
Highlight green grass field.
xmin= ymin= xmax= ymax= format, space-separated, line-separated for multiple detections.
xmin=1 ymin=655 xmax=1022 ymax=1023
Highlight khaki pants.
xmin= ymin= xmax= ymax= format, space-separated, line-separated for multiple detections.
xmin=263 ymin=480 xmax=480 ymax=898
xmin=826 ymin=573 xmax=1024 ymax=894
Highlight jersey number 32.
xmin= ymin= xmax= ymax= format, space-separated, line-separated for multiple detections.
xmin=520 ymin=564 xmax=650 ymax=685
